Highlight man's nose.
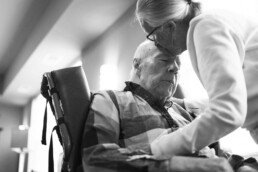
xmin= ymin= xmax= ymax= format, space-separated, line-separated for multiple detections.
xmin=168 ymin=61 xmax=179 ymax=73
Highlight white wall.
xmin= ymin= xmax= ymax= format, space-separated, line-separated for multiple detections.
xmin=202 ymin=0 xmax=258 ymax=18
xmin=0 ymin=104 xmax=23 ymax=172
xmin=27 ymin=94 xmax=62 ymax=172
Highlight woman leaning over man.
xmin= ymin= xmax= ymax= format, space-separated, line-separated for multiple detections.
xmin=135 ymin=0 xmax=258 ymax=158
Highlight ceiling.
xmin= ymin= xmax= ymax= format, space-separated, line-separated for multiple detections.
xmin=0 ymin=0 xmax=136 ymax=107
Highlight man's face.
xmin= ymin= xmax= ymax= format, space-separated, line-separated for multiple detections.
xmin=138 ymin=47 xmax=180 ymax=102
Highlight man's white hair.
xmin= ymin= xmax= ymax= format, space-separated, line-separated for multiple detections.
xmin=129 ymin=40 xmax=156 ymax=83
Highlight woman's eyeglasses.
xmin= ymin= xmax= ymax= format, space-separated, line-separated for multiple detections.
xmin=146 ymin=21 xmax=176 ymax=42
xmin=146 ymin=25 xmax=163 ymax=42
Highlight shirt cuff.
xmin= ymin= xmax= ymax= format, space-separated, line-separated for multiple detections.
xmin=150 ymin=128 xmax=191 ymax=158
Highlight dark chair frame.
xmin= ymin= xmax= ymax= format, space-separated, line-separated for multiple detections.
xmin=41 ymin=66 xmax=92 ymax=172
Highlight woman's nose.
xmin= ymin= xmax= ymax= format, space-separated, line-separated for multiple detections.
xmin=168 ymin=61 xmax=179 ymax=73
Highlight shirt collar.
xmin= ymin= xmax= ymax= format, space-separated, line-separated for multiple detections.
xmin=123 ymin=81 xmax=173 ymax=109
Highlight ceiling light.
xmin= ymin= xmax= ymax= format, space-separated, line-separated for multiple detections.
xmin=18 ymin=125 xmax=29 ymax=130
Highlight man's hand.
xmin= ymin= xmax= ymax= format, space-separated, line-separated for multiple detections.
xmin=170 ymin=97 xmax=185 ymax=109
xmin=198 ymin=147 xmax=217 ymax=158
xmin=169 ymin=156 xmax=234 ymax=172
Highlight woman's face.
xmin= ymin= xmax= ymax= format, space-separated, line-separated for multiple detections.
xmin=144 ymin=20 xmax=188 ymax=56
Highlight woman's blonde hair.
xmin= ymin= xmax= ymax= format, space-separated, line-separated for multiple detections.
xmin=135 ymin=0 xmax=201 ymax=28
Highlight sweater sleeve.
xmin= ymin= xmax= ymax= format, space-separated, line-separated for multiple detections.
xmin=183 ymin=98 xmax=209 ymax=116
xmin=151 ymin=15 xmax=247 ymax=157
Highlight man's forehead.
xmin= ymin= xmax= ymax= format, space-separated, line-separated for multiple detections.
xmin=139 ymin=41 xmax=178 ymax=61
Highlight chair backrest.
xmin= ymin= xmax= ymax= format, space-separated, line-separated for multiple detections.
xmin=41 ymin=66 xmax=92 ymax=172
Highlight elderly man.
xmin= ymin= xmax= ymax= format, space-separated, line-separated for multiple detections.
xmin=80 ymin=40 xmax=233 ymax=172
